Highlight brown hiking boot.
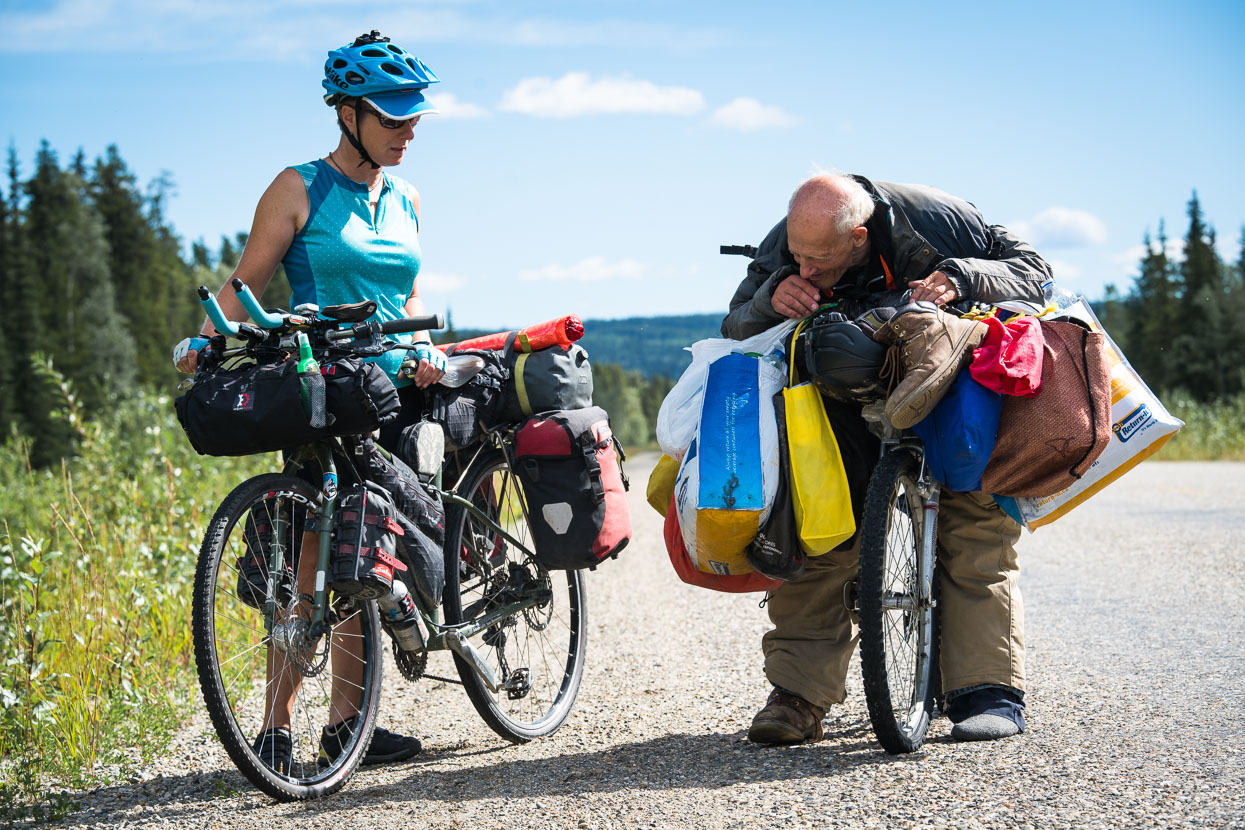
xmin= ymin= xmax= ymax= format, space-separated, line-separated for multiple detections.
xmin=874 ymin=302 xmax=987 ymax=428
xmin=747 ymin=688 xmax=826 ymax=744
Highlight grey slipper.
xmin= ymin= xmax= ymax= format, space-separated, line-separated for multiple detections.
xmin=951 ymin=713 xmax=1021 ymax=742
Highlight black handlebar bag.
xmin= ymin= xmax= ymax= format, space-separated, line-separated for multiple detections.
xmin=513 ymin=406 xmax=631 ymax=570
xmin=175 ymin=356 xmax=400 ymax=456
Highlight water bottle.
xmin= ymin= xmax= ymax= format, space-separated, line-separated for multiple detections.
xmin=1041 ymin=280 xmax=1078 ymax=311
xmin=296 ymin=332 xmax=327 ymax=429
xmin=378 ymin=579 xmax=426 ymax=652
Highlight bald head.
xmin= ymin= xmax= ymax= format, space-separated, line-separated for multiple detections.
xmin=785 ymin=173 xmax=873 ymax=290
xmin=788 ymin=174 xmax=874 ymax=236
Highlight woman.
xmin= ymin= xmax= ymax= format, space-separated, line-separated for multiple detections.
xmin=174 ymin=31 xmax=446 ymax=772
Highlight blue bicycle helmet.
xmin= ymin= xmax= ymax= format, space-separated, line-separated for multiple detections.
xmin=323 ymin=31 xmax=440 ymax=167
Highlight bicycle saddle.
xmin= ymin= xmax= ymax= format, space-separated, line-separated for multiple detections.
xmin=320 ymin=300 xmax=378 ymax=322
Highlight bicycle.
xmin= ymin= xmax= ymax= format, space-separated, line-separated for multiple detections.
xmin=187 ymin=279 xmax=586 ymax=800
xmin=853 ymin=403 xmax=941 ymax=754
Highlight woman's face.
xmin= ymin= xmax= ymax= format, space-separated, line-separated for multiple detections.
xmin=345 ymin=102 xmax=419 ymax=166
xmin=360 ymin=108 xmax=418 ymax=166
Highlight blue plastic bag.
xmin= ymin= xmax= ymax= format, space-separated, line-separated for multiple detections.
xmin=910 ymin=371 xmax=1002 ymax=492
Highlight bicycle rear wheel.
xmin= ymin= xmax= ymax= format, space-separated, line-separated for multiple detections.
xmin=193 ymin=473 xmax=383 ymax=800
xmin=858 ymin=449 xmax=937 ymax=754
xmin=442 ymin=448 xmax=587 ymax=742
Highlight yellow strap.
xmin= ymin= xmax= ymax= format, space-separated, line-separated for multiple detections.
xmin=789 ymin=316 xmax=813 ymax=385
xmin=515 ymin=352 xmax=532 ymax=414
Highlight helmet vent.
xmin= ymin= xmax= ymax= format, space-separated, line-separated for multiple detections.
xmin=388 ymin=45 xmax=402 ymax=54
xmin=380 ymin=62 xmax=406 ymax=76
xmin=332 ymin=59 xmax=348 ymax=69
xmin=360 ymin=48 xmax=388 ymax=58
xmin=345 ymin=71 xmax=366 ymax=85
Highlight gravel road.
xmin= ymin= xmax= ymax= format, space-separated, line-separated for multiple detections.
xmin=59 ymin=457 xmax=1245 ymax=829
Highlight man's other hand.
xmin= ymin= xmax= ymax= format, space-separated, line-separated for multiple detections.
xmin=909 ymin=270 xmax=959 ymax=305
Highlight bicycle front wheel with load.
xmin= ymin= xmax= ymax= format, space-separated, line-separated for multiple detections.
xmin=193 ymin=473 xmax=383 ymax=800
xmin=858 ymin=448 xmax=938 ymax=754
xmin=442 ymin=448 xmax=587 ymax=742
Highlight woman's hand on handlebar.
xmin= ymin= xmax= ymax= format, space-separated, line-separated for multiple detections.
xmin=173 ymin=336 xmax=210 ymax=374
xmin=400 ymin=342 xmax=447 ymax=388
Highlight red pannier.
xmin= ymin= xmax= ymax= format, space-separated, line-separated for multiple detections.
xmin=513 ymin=407 xmax=631 ymax=570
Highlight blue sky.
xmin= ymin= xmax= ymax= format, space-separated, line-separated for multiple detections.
xmin=2 ymin=0 xmax=1243 ymax=329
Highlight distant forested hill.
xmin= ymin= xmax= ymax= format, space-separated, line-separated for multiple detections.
xmin=578 ymin=313 xmax=724 ymax=379
xmin=438 ymin=312 xmax=725 ymax=380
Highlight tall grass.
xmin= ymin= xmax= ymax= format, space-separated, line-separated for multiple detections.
xmin=1157 ymin=392 xmax=1245 ymax=461
xmin=0 ymin=384 xmax=261 ymax=818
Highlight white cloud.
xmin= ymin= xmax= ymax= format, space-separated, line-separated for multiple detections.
xmin=1011 ymin=207 xmax=1109 ymax=249
xmin=418 ymin=271 xmax=468 ymax=292
xmin=498 ymin=72 xmax=705 ymax=118
xmin=519 ymin=257 xmax=645 ymax=282
xmin=426 ymin=93 xmax=489 ymax=119
xmin=1047 ymin=259 xmax=1082 ymax=280
xmin=708 ymin=97 xmax=798 ymax=131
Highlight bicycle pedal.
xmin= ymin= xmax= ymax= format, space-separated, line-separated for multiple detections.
xmin=844 ymin=578 xmax=860 ymax=614
xmin=504 ymin=668 xmax=531 ymax=700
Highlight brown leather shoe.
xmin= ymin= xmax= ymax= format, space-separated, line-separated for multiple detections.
xmin=875 ymin=302 xmax=987 ymax=428
xmin=747 ymin=688 xmax=826 ymax=744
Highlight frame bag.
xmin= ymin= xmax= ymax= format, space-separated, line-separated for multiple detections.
xmin=175 ymin=356 xmax=400 ymax=456
xmin=358 ymin=442 xmax=446 ymax=608
xmin=513 ymin=407 xmax=631 ymax=570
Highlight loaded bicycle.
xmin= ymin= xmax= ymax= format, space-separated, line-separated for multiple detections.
xmin=184 ymin=279 xmax=586 ymax=800
xmin=797 ymin=310 xmax=940 ymax=754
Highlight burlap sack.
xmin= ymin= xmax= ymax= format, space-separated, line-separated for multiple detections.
xmin=982 ymin=320 xmax=1112 ymax=498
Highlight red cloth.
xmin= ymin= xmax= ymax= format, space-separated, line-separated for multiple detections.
xmin=969 ymin=315 xmax=1045 ymax=398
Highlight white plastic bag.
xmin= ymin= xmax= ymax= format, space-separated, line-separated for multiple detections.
xmin=656 ymin=319 xmax=796 ymax=460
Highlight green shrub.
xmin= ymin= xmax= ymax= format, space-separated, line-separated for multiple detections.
xmin=1156 ymin=392 xmax=1245 ymax=461
xmin=0 ymin=386 xmax=262 ymax=808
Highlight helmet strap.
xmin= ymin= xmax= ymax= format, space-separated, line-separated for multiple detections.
xmin=336 ymin=101 xmax=380 ymax=170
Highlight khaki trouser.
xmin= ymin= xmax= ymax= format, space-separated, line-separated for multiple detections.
xmin=762 ymin=489 xmax=1024 ymax=711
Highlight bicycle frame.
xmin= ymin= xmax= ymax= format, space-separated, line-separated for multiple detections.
xmin=261 ymin=431 xmax=548 ymax=694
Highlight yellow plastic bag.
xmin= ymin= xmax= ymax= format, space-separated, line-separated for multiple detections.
xmin=646 ymin=454 xmax=680 ymax=517
xmin=782 ymin=317 xmax=854 ymax=555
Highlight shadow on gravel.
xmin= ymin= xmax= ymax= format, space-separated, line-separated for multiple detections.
xmin=312 ymin=727 xmax=930 ymax=811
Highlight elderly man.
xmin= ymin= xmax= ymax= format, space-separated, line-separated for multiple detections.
xmin=723 ymin=173 xmax=1051 ymax=744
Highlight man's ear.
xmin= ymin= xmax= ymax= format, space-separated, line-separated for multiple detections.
xmin=850 ymin=226 xmax=869 ymax=248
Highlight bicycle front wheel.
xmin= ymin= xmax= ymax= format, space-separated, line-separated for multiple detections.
xmin=858 ymin=449 xmax=937 ymax=754
xmin=193 ymin=473 xmax=383 ymax=800
xmin=442 ymin=448 xmax=587 ymax=742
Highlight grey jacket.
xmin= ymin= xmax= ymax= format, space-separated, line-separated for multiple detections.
xmin=721 ymin=176 xmax=1051 ymax=339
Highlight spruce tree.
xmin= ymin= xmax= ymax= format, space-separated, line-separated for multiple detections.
xmin=90 ymin=145 xmax=167 ymax=383
xmin=1128 ymin=224 xmax=1181 ymax=392
xmin=1174 ymin=192 xmax=1228 ymax=400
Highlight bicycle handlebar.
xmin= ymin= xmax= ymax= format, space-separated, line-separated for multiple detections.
xmin=230 ymin=278 xmax=284 ymax=328
xmin=197 ymin=284 xmax=444 ymax=343
xmin=198 ymin=286 xmax=240 ymax=337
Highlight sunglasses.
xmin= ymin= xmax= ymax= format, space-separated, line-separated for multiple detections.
xmin=364 ymin=102 xmax=420 ymax=130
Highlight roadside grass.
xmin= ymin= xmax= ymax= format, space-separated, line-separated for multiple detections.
xmin=0 ymin=389 xmax=261 ymax=821
xmin=1156 ymin=392 xmax=1245 ymax=461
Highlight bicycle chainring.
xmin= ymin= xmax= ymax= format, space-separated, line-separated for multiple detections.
xmin=393 ymin=643 xmax=428 ymax=682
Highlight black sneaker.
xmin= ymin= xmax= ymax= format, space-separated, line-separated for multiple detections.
xmin=318 ymin=717 xmax=422 ymax=767
xmin=252 ymin=726 xmax=292 ymax=775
